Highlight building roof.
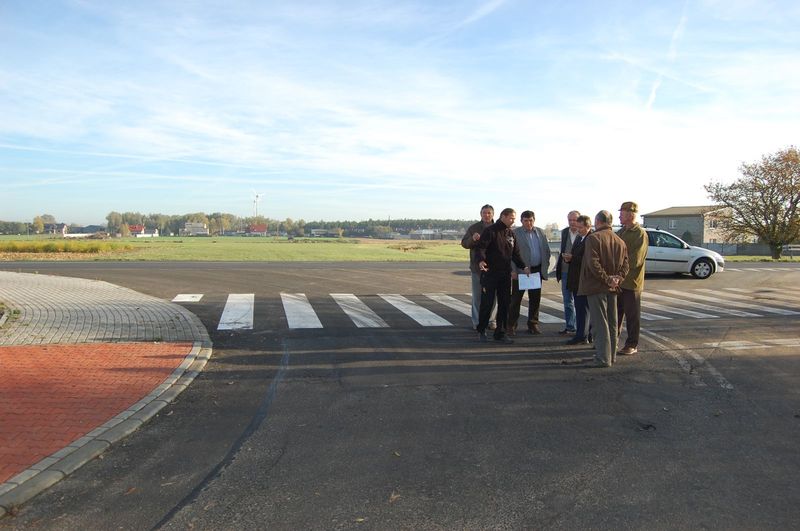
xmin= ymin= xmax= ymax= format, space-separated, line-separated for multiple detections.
xmin=642 ymin=205 xmax=723 ymax=217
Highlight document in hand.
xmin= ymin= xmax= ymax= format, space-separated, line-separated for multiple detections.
xmin=517 ymin=273 xmax=541 ymax=290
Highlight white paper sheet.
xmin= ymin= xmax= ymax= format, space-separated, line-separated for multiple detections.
xmin=518 ymin=273 xmax=541 ymax=290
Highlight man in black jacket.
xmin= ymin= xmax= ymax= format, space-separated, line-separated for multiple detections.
xmin=474 ymin=208 xmax=530 ymax=343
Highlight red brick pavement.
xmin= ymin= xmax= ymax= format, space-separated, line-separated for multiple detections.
xmin=0 ymin=342 xmax=194 ymax=484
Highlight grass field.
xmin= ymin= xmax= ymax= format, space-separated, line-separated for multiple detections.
xmin=0 ymin=235 xmax=469 ymax=262
xmin=0 ymin=235 xmax=792 ymax=262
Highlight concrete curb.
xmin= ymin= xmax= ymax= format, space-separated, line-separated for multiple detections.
xmin=0 ymin=340 xmax=213 ymax=518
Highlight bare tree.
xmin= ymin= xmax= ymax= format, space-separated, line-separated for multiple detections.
xmin=705 ymin=147 xmax=800 ymax=259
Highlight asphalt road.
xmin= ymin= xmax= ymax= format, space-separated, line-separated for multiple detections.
xmin=2 ymin=262 xmax=800 ymax=530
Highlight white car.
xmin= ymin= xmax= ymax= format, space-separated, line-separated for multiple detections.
xmin=645 ymin=228 xmax=724 ymax=279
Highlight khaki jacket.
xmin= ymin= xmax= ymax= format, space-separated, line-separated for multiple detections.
xmin=617 ymin=223 xmax=648 ymax=291
xmin=578 ymin=226 xmax=630 ymax=296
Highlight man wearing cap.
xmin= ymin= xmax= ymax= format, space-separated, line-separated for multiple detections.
xmin=578 ymin=210 xmax=629 ymax=368
xmin=616 ymin=201 xmax=648 ymax=356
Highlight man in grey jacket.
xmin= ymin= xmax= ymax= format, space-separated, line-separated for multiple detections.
xmin=508 ymin=210 xmax=552 ymax=335
xmin=461 ymin=204 xmax=496 ymax=329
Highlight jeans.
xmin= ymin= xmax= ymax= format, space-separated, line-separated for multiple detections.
xmin=560 ymin=265 xmax=576 ymax=331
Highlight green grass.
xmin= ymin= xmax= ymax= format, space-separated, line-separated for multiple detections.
xmin=0 ymin=235 xmax=468 ymax=261
xmin=1 ymin=235 xmax=794 ymax=262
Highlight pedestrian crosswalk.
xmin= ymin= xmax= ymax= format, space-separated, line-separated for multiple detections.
xmin=172 ymin=287 xmax=800 ymax=332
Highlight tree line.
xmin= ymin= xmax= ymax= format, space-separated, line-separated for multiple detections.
xmin=0 ymin=212 xmax=477 ymax=238
xmin=103 ymin=212 xmax=475 ymax=237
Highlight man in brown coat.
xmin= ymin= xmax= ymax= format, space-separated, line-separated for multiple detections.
xmin=578 ymin=210 xmax=630 ymax=367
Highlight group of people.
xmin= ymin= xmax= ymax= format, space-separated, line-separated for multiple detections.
xmin=461 ymin=202 xmax=648 ymax=368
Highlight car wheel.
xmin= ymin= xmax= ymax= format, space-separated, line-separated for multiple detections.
xmin=691 ymin=258 xmax=714 ymax=279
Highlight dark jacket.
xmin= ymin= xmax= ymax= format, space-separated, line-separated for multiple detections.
xmin=461 ymin=220 xmax=492 ymax=274
xmin=473 ymin=220 xmax=526 ymax=274
xmin=566 ymin=233 xmax=588 ymax=293
xmin=555 ymin=226 xmax=579 ymax=282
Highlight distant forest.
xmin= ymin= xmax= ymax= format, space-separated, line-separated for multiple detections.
xmin=0 ymin=212 xmax=476 ymax=237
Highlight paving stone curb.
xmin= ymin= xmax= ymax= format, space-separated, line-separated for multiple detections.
xmin=0 ymin=271 xmax=214 ymax=519
xmin=0 ymin=341 xmax=212 ymax=519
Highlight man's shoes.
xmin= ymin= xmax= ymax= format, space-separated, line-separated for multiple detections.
xmin=587 ymin=334 xmax=593 ymax=344
xmin=566 ymin=337 xmax=588 ymax=345
xmin=558 ymin=329 xmax=576 ymax=335
xmin=528 ymin=325 xmax=542 ymax=335
xmin=478 ymin=332 xmax=488 ymax=342
xmin=587 ymin=359 xmax=611 ymax=368
xmin=494 ymin=335 xmax=514 ymax=344
xmin=506 ymin=327 xmax=516 ymax=337
xmin=618 ymin=346 xmax=638 ymax=355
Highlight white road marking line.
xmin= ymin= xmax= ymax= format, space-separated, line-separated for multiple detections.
xmin=425 ymin=293 xmax=472 ymax=316
xmin=519 ymin=304 xmax=563 ymax=324
xmin=694 ymin=289 xmax=800 ymax=315
xmin=172 ymin=294 xmax=203 ymax=302
xmin=641 ymin=299 xmax=718 ymax=319
xmin=331 ymin=294 xmax=388 ymax=328
xmin=281 ymin=293 xmax=323 ymax=329
xmin=643 ymin=330 xmax=733 ymax=389
xmin=541 ymin=295 xmax=670 ymax=321
xmin=661 ymin=289 xmax=788 ymax=315
xmin=639 ymin=332 xmax=706 ymax=388
xmin=764 ymin=338 xmax=800 ymax=347
xmin=703 ymin=340 xmax=760 ymax=350
xmin=218 ymin=293 xmax=254 ymax=330
xmin=647 ymin=291 xmax=759 ymax=317
xmin=723 ymin=287 xmax=800 ymax=304
xmin=379 ymin=294 xmax=452 ymax=327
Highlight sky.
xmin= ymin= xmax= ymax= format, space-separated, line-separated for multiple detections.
xmin=2 ymin=0 xmax=799 ymax=228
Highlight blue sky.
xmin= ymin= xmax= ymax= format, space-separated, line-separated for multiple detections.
xmin=2 ymin=0 xmax=799 ymax=227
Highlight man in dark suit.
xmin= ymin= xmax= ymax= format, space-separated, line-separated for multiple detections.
xmin=508 ymin=210 xmax=551 ymax=335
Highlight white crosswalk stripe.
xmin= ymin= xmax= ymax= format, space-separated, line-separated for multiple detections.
xmin=379 ymin=294 xmax=453 ymax=327
xmin=218 ymin=293 xmax=254 ymax=330
xmin=644 ymin=291 xmax=759 ymax=317
xmin=661 ymin=289 xmax=799 ymax=316
xmin=425 ymin=293 xmax=472 ymax=316
xmin=172 ymin=293 xmax=203 ymax=302
xmin=172 ymin=287 xmax=800 ymax=332
xmin=281 ymin=293 xmax=323 ymax=329
xmin=694 ymin=289 xmax=800 ymax=316
xmin=331 ymin=293 xmax=388 ymax=328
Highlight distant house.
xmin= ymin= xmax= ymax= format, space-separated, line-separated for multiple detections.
xmin=128 ymin=224 xmax=145 ymax=235
xmin=80 ymin=225 xmax=106 ymax=234
xmin=310 ymin=229 xmax=341 ymax=237
xmin=44 ymin=223 xmax=68 ymax=236
xmin=409 ymin=229 xmax=441 ymax=240
xmin=246 ymin=223 xmax=268 ymax=236
xmin=642 ymin=206 xmax=731 ymax=244
xmin=182 ymin=222 xmax=210 ymax=236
